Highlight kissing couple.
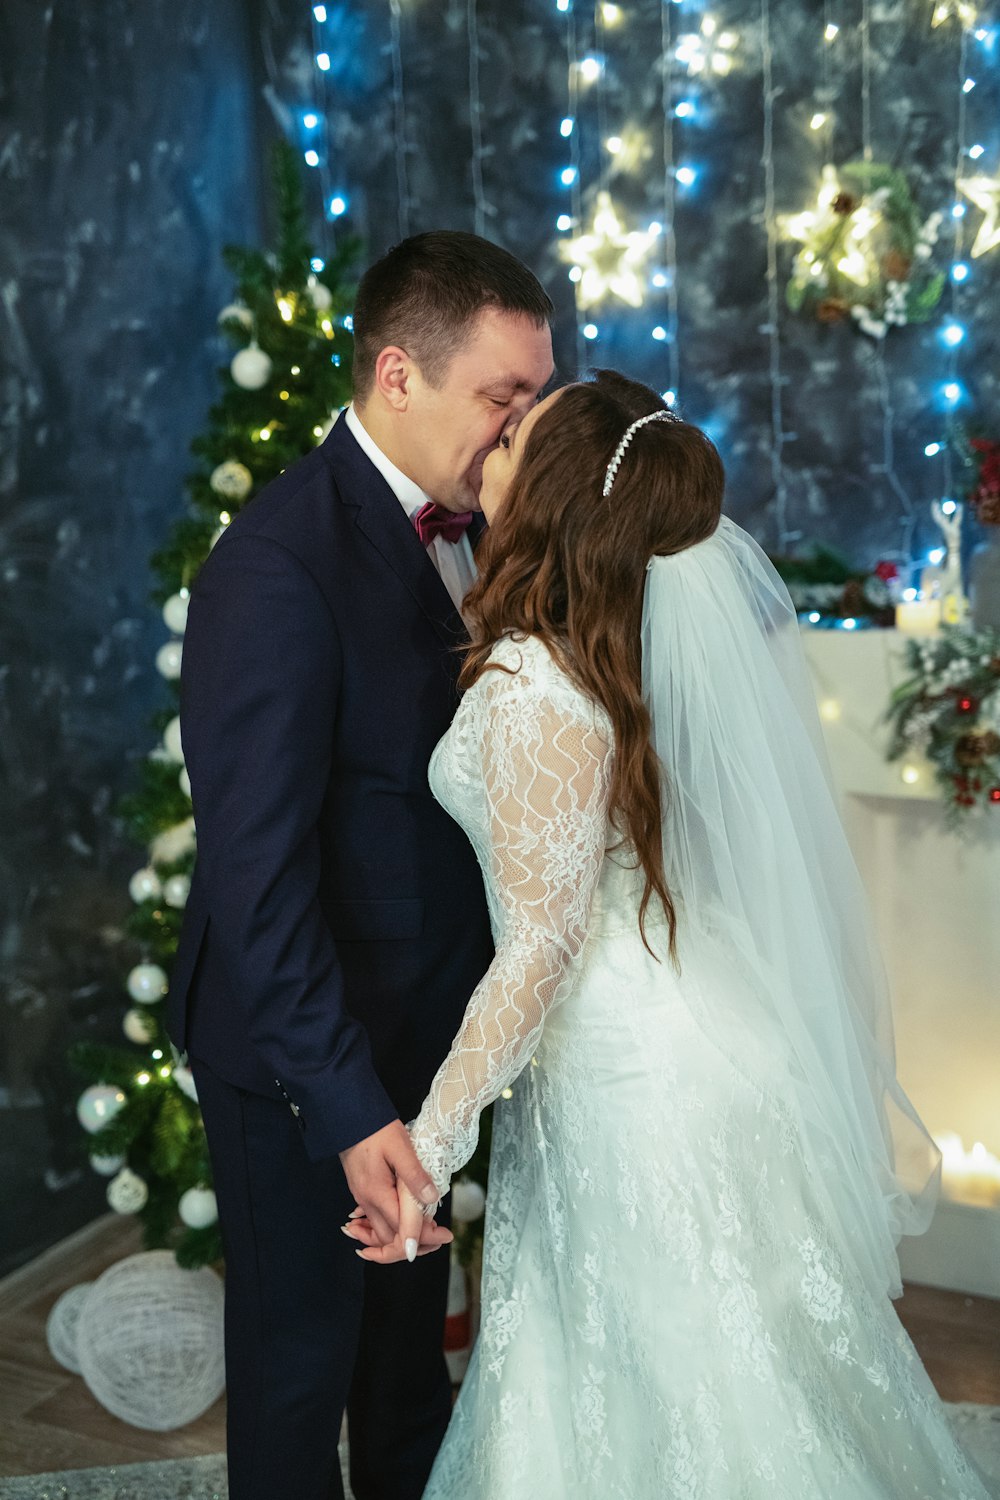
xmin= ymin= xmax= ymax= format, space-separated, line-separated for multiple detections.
xmin=167 ymin=232 xmax=992 ymax=1499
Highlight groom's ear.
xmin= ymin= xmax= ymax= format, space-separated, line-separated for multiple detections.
xmin=373 ymin=346 xmax=412 ymax=411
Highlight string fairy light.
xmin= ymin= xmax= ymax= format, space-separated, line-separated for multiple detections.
xmin=658 ymin=0 xmax=681 ymax=404
xmin=557 ymin=0 xmax=586 ymax=371
xmin=759 ymin=0 xmax=793 ymax=549
xmin=467 ymin=0 xmax=492 ymax=237
xmin=389 ymin=0 xmax=411 ymax=240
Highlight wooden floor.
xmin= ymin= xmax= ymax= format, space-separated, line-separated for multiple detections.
xmin=1 ymin=1214 xmax=998 ymax=1478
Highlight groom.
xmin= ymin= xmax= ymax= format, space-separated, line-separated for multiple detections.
xmin=166 ymin=231 xmax=554 ymax=1500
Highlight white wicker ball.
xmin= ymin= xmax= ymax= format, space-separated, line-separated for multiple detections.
xmin=123 ymin=1007 xmax=156 ymax=1044
xmin=451 ymin=1177 xmax=487 ymax=1223
xmin=179 ymin=765 xmax=192 ymax=800
xmin=162 ymin=592 xmax=189 ymax=635
xmin=127 ymin=963 xmax=168 ymax=1005
xmin=209 ymin=460 xmax=253 ymax=502
xmin=230 ymin=343 xmax=272 ymax=390
xmin=179 ymin=1187 xmax=218 ymax=1229
xmin=46 ymin=1283 xmax=92 ymax=1373
xmin=77 ymin=1251 xmax=225 ymax=1430
xmin=128 ymin=867 xmax=162 ymax=904
xmin=150 ymin=817 xmax=196 ymax=864
xmin=107 ymin=1167 xmax=149 ymax=1214
xmin=163 ymin=874 xmax=190 ymax=909
xmin=162 ymin=716 xmax=184 ymax=764
xmin=156 ymin=641 xmax=183 ymax=680
xmin=90 ymin=1151 xmax=126 ymax=1176
xmin=77 ymin=1084 xmax=127 ymax=1134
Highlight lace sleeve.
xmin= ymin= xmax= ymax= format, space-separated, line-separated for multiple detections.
xmin=408 ymin=666 xmax=613 ymax=1194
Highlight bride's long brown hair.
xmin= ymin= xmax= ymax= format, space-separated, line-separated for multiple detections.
xmin=461 ymin=370 xmax=725 ymax=960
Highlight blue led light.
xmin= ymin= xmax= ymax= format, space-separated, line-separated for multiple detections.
xmin=924 ymin=442 xmax=942 ymax=457
xmin=652 ymin=272 xmax=668 ymax=288
xmin=583 ymin=323 xmax=599 ymax=340
xmin=343 ymin=315 xmax=354 ymax=332
xmin=556 ymin=214 xmax=572 ymax=231
xmin=941 ymin=323 xmax=965 ymax=347
xmin=652 ymin=326 xmax=668 ymax=341
xmin=675 ymin=166 xmax=697 ymax=187
xmin=560 ymin=166 xmax=578 ymax=186
xmin=951 ymin=262 xmax=970 ymax=283
xmin=560 ymin=117 xmax=574 ymax=137
xmin=942 ymin=381 xmax=962 ymax=405
xmin=304 ymin=150 xmax=319 ymax=167
xmin=303 ymin=112 xmax=319 ymax=129
xmin=963 ymin=77 xmax=976 ymax=92
xmin=808 ymin=611 xmax=821 ymax=624
xmin=941 ymin=499 xmax=958 ymax=516
xmin=952 ymin=202 xmax=966 ymax=218
xmin=674 ymin=100 xmax=696 ymax=119
xmin=316 ymin=52 xmax=331 ymax=71
xmin=662 ymin=389 xmax=677 ymax=406
xmin=928 ymin=547 xmax=945 ymax=565
xmin=313 ymin=4 xmax=327 ymax=20
xmin=969 ymin=144 xmax=985 ymax=160
xmin=311 ymin=258 xmax=325 ymax=273
xmin=329 ymin=195 xmax=348 ymax=216
xmin=841 ymin=618 xmax=858 ymax=631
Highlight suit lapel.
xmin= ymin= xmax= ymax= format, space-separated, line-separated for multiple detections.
xmin=322 ymin=416 xmax=470 ymax=650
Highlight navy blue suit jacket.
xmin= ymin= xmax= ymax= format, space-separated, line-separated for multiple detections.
xmin=166 ymin=415 xmax=494 ymax=1163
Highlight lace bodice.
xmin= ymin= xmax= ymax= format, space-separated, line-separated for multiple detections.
xmin=408 ymin=634 xmax=615 ymax=1193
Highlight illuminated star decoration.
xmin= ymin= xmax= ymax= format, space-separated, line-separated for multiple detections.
xmin=959 ymin=176 xmax=1000 ymax=258
xmin=930 ymin=1 xmax=977 ymax=25
xmin=675 ymin=14 xmax=739 ymax=76
xmin=558 ymin=192 xmax=660 ymax=309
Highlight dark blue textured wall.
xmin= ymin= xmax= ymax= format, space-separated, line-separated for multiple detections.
xmin=0 ymin=0 xmax=261 ymax=1275
xmin=1 ymin=0 xmax=997 ymax=1274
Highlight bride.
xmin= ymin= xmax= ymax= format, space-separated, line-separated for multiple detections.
xmin=345 ymin=370 xmax=994 ymax=1498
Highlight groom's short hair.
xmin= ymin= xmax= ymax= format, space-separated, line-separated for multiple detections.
xmin=352 ymin=231 xmax=554 ymax=399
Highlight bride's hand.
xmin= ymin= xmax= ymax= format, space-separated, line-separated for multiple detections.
xmin=342 ymin=1185 xmax=453 ymax=1264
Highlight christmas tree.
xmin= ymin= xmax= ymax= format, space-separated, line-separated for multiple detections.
xmin=70 ymin=143 xmax=356 ymax=1268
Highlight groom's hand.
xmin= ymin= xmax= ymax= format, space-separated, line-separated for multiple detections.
xmin=339 ymin=1119 xmax=440 ymax=1248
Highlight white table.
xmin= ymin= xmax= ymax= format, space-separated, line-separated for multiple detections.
xmin=803 ymin=628 xmax=1000 ymax=1295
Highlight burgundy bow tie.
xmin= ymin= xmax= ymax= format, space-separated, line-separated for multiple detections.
xmin=414 ymin=501 xmax=475 ymax=546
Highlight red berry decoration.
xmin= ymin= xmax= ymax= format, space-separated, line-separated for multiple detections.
xmin=957 ymin=695 xmax=977 ymax=714
xmin=990 ymin=788 xmax=1000 ymax=804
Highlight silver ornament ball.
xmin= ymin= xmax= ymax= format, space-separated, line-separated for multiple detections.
xmin=163 ymin=874 xmax=190 ymax=909
xmin=161 ymin=593 xmax=189 ymax=635
xmin=127 ymin=963 xmax=168 ymax=1005
xmin=230 ymin=343 xmax=272 ymax=390
xmin=123 ymin=1007 xmax=156 ymax=1044
xmin=209 ymin=460 xmax=253 ymax=502
xmin=156 ymin=641 xmax=183 ymax=680
xmin=77 ymin=1085 xmax=127 ymax=1135
xmin=107 ymin=1168 xmax=149 ymax=1215
xmin=128 ymin=867 xmax=162 ymax=904
xmin=178 ymin=1186 xmax=218 ymax=1229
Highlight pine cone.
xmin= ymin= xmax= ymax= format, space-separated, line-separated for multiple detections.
xmin=832 ymin=192 xmax=859 ymax=215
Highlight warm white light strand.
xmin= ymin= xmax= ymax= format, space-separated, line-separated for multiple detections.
xmin=859 ymin=0 xmax=916 ymax=562
xmin=389 ymin=0 xmax=411 ymax=240
xmin=467 ymin=0 xmax=490 ymax=237
xmin=307 ymin=8 xmax=335 ymax=248
xmin=760 ymin=0 xmax=793 ymax=548
xmin=942 ymin=24 xmax=971 ymax=505
xmin=659 ymin=0 xmax=680 ymax=401
xmin=563 ymin=2 xmax=586 ymax=373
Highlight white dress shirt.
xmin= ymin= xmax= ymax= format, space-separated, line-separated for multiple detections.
xmin=344 ymin=405 xmax=477 ymax=616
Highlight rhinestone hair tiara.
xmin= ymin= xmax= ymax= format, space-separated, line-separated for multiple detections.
xmin=602 ymin=410 xmax=677 ymax=498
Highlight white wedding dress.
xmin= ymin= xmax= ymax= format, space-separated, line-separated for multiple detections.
xmin=409 ymin=624 xmax=994 ymax=1500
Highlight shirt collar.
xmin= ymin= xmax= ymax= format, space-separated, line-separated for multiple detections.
xmin=344 ymin=404 xmax=431 ymax=520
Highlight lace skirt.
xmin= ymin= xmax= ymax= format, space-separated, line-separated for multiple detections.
xmin=423 ymin=922 xmax=995 ymax=1500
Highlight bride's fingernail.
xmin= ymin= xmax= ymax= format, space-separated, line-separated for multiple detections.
xmin=405 ymin=1238 xmax=418 ymax=1263
xmin=340 ymin=1225 xmax=356 ymax=1238
xmin=348 ymin=1207 xmax=364 ymax=1219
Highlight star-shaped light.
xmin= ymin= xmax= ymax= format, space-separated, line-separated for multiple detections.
xmin=959 ymin=175 xmax=1000 ymax=257
xmin=930 ymin=1 xmax=977 ymax=25
xmin=558 ymin=192 xmax=660 ymax=309
xmin=675 ymin=14 xmax=739 ymax=76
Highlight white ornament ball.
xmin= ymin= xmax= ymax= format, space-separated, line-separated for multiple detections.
xmin=307 ymin=276 xmax=334 ymax=312
xmin=127 ymin=963 xmax=168 ymax=1005
xmin=88 ymin=1152 xmax=125 ymax=1176
xmin=46 ymin=1284 xmax=92 ymax=1373
xmin=161 ymin=593 xmax=189 ymax=635
xmin=123 ymin=1007 xmax=156 ymax=1044
xmin=162 ymin=715 xmax=184 ymax=764
xmin=217 ymin=301 xmax=253 ymax=330
xmin=128 ymin=867 xmax=162 ymax=904
xmin=163 ymin=874 xmax=190 ymax=909
xmin=76 ymin=1250 xmax=224 ymax=1431
xmin=179 ymin=765 xmax=192 ymax=800
xmin=173 ymin=1065 xmax=199 ymax=1103
xmin=209 ymin=460 xmax=253 ymax=502
xmin=77 ymin=1085 xmax=127 ymax=1135
xmin=179 ymin=1187 xmax=218 ymax=1229
xmin=90 ymin=1152 xmax=126 ymax=1177
xmin=451 ymin=1177 xmax=487 ymax=1223
xmin=150 ymin=817 xmax=196 ymax=864
xmin=156 ymin=640 xmax=183 ymax=680
xmin=107 ymin=1168 xmax=149 ymax=1215
xmin=230 ymin=343 xmax=272 ymax=390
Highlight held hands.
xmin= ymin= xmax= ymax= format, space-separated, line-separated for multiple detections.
xmin=338 ymin=1119 xmax=452 ymax=1265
